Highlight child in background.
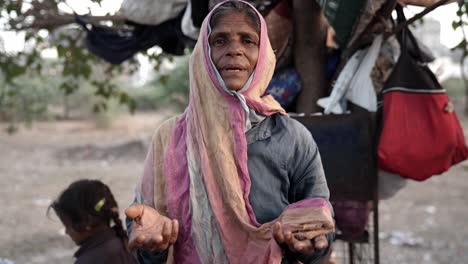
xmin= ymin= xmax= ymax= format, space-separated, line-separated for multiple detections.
xmin=50 ymin=179 xmax=136 ymax=264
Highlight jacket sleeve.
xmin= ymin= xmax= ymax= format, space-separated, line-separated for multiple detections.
xmin=288 ymin=121 xmax=331 ymax=207
xmin=287 ymin=120 xmax=335 ymax=264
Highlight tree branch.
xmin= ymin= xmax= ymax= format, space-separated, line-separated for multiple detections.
xmin=391 ymin=0 xmax=453 ymax=35
xmin=9 ymin=14 xmax=127 ymax=30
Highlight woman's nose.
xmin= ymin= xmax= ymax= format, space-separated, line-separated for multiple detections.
xmin=226 ymin=41 xmax=243 ymax=56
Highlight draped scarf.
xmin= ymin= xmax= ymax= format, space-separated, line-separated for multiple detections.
xmin=149 ymin=1 xmax=334 ymax=263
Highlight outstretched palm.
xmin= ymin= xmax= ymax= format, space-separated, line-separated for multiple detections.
xmin=125 ymin=204 xmax=179 ymax=252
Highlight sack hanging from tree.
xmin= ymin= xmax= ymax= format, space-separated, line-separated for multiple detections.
xmin=377 ymin=6 xmax=468 ymax=181
xmin=120 ymin=0 xmax=186 ymax=25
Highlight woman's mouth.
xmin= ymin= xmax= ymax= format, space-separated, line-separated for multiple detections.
xmin=222 ymin=64 xmax=246 ymax=73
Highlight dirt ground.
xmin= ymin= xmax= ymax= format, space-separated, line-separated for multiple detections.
xmin=0 ymin=110 xmax=467 ymax=264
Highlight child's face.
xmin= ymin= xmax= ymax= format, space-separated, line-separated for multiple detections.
xmin=59 ymin=215 xmax=91 ymax=245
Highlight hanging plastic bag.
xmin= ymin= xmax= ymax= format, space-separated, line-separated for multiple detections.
xmin=318 ymin=34 xmax=383 ymax=114
xmin=317 ymin=49 xmax=363 ymax=114
xmin=120 ymin=0 xmax=186 ymax=25
xmin=346 ymin=35 xmax=382 ymax=112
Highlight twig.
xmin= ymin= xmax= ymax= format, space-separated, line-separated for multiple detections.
xmin=10 ymin=14 xmax=127 ymax=30
xmin=391 ymin=0 xmax=452 ymax=35
xmin=455 ymin=3 xmax=468 ymax=115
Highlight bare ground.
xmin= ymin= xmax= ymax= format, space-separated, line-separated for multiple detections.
xmin=0 ymin=111 xmax=467 ymax=264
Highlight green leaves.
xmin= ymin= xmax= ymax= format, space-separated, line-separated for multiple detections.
xmin=0 ymin=0 xmax=154 ymax=122
xmin=0 ymin=55 xmax=27 ymax=82
xmin=451 ymin=2 xmax=467 ymax=57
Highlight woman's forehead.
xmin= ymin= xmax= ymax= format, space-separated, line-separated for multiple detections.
xmin=210 ymin=11 xmax=260 ymax=35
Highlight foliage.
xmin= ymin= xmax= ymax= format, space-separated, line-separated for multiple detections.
xmin=0 ymin=65 xmax=128 ymax=133
xmin=0 ymin=0 xmax=170 ymax=113
xmin=450 ymin=1 xmax=468 ymax=115
xmin=130 ymin=56 xmax=190 ymax=112
xmin=451 ymin=2 xmax=468 ymax=56
xmin=0 ymin=75 xmax=53 ymax=131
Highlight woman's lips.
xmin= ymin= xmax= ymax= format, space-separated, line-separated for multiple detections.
xmin=222 ymin=64 xmax=245 ymax=71
xmin=221 ymin=64 xmax=246 ymax=77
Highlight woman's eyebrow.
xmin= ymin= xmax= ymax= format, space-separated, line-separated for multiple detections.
xmin=239 ymin=32 xmax=259 ymax=39
xmin=210 ymin=32 xmax=229 ymax=38
xmin=209 ymin=31 xmax=259 ymax=41
xmin=209 ymin=32 xmax=230 ymax=43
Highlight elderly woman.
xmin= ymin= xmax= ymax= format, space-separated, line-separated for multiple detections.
xmin=125 ymin=1 xmax=334 ymax=263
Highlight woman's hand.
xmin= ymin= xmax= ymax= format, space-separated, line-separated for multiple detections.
xmin=125 ymin=204 xmax=179 ymax=252
xmin=273 ymin=222 xmax=328 ymax=256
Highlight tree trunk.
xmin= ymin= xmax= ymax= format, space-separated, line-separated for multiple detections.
xmin=292 ymin=0 xmax=329 ymax=114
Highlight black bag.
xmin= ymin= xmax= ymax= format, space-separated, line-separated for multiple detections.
xmin=292 ymin=107 xmax=377 ymax=238
xmin=292 ymin=106 xmax=377 ymax=201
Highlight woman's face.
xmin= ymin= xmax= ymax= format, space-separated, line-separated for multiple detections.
xmin=210 ymin=11 xmax=259 ymax=91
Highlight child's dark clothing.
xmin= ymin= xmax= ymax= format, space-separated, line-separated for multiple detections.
xmin=74 ymin=228 xmax=136 ymax=264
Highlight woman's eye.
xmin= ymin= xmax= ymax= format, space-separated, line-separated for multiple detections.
xmin=213 ymin=38 xmax=226 ymax=46
xmin=243 ymin=38 xmax=256 ymax=45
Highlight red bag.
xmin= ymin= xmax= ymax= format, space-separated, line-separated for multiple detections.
xmin=378 ymin=7 xmax=468 ymax=181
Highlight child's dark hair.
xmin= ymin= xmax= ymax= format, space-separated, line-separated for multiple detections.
xmin=49 ymin=179 xmax=128 ymax=250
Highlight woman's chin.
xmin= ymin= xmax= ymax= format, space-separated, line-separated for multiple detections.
xmin=226 ymin=84 xmax=244 ymax=91
xmin=223 ymin=78 xmax=248 ymax=91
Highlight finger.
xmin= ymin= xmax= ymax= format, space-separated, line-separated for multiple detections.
xmin=161 ymin=221 xmax=172 ymax=244
xmin=137 ymin=234 xmax=147 ymax=244
xmin=145 ymin=238 xmax=159 ymax=252
xmin=294 ymin=232 xmax=308 ymax=241
xmin=272 ymin=222 xmax=285 ymax=244
xmin=314 ymin=234 xmax=328 ymax=250
xmin=153 ymin=225 xmax=169 ymax=252
xmin=125 ymin=204 xmax=145 ymax=219
xmin=295 ymin=230 xmax=323 ymax=241
xmin=293 ymin=240 xmax=314 ymax=254
xmin=299 ymin=223 xmax=323 ymax=232
xmin=128 ymin=234 xmax=146 ymax=251
xmin=284 ymin=229 xmax=301 ymax=253
xmin=169 ymin=219 xmax=179 ymax=244
xmin=284 ymin=229 xmax=294 ymax=246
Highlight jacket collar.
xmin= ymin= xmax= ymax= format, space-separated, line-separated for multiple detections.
xmin=246 ymin=114 xmax=276 ymax=144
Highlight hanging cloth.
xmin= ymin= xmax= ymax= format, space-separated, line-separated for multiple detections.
xmin=75 ymin=13 xmax=186 ymax=65
xmin=318 ymin=34 xmax=383 ymax=114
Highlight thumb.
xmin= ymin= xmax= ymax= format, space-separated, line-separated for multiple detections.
xmin=125 ymin=203 xmax=145 ymax=219
xmin=273 ymin=222 xmax=285 ymax=244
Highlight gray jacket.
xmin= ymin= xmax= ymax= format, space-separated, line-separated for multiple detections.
xmin=128 ymin=114 xmax=334 ymax=263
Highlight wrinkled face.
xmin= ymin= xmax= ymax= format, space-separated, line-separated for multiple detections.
xmin=210 ymin=11 xmax=260 ymax=91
